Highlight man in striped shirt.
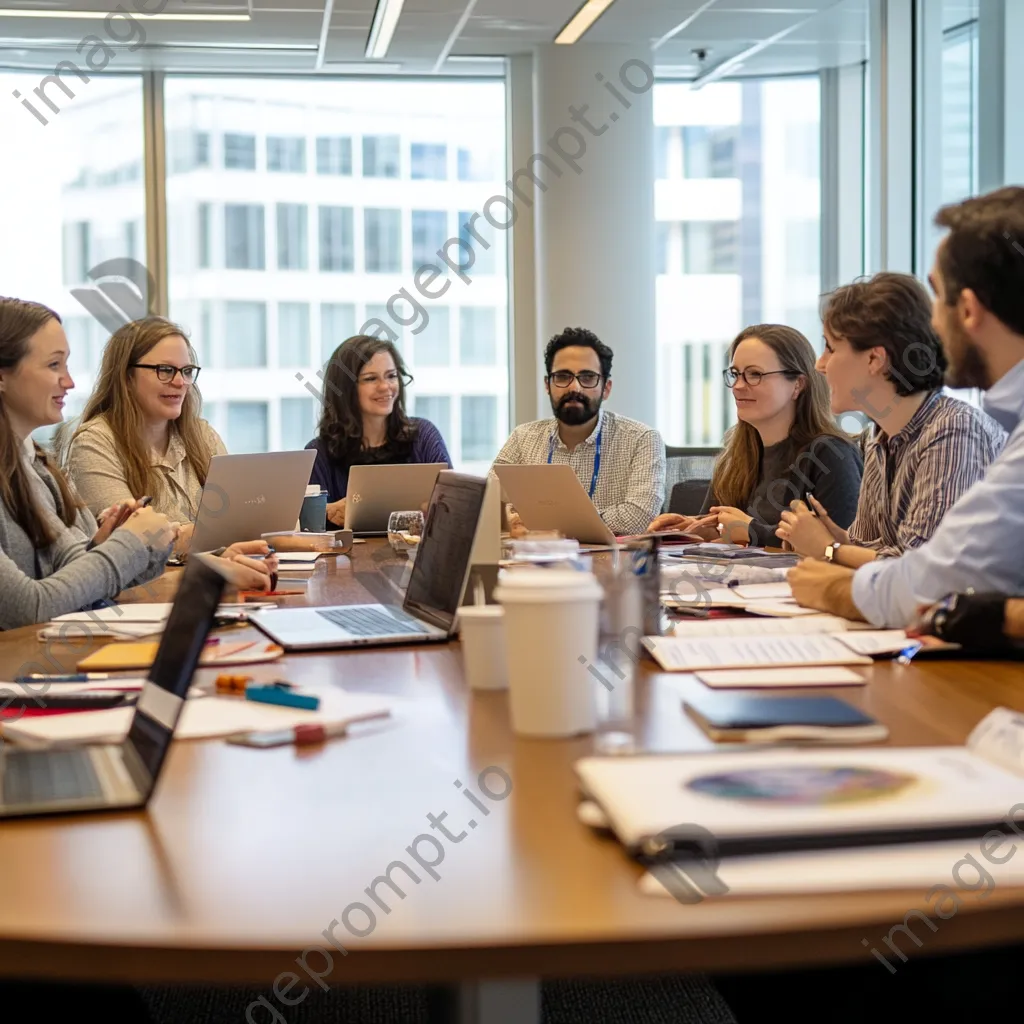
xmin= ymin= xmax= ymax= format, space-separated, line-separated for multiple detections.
xmin=777 ymin=272 xmax=1006 ymax=567
xmin=492 ymin=327 xmax=665 ymax=537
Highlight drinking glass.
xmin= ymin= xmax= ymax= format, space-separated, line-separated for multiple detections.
xmin=387 ymin=510 xmax=425 ymax=556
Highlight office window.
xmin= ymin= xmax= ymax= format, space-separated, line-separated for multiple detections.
xmin=321 ymin=302 xmax=356 ymax=363
xmin=276 ymin=203 xmax=308 ymax=271
xmin=942 ymin=19 xmax=979 ymax=204
xmin=278 ymin=302 xmax=311 ymax=367
xmin=318 ymin=206 xmax=354 ymax=272
xmin=316 ymin=136 xmax=352 ymax=175
xmin=411 ymin=210 xmax=448 ymax=272
xmin=414 ymin=395 xmax=450 ymax=441
xmin=227 ymin=401 xmax=268 ymax=453
xmin=461 ymin=396 xmax=496 ymax=461
xmin=224 ymin=132 xmax=256 ymax=170
xmin=413 ymin=307 xmax=450 ymax=366
xmin=683 ymin=126 xmax=738 ymax=178
xmin=197 ymin=203 xmax=212 ymax=269
xmin=224 ymin=301 xmax=267 ymax=368
xmin=163 ymin=76 xmax=508 ymax=470
xmin=655 ymin=126 xmax=672 ymax=179
xmin=224 ymin=204 xmax=265 ymax=270
xmin=682 ymin=221 xmax=739 ymax=274
xmin=411 ymin=142 xmax=447 ymax=180
xmin=267 ymin=135 xmax=306 ymax=173
xmin=61 ymin=221 xmax=91 ymax=285
xmin=457 ymin=146 xmax=497 ymax=181
xmin=365 ymin=208 xmax=402 ymax=272
xmin=124 ymin=220 xmax=138 ymax=262
xmin=459 ymin=307 xmax=497 ymax=366
xmin=281 ymin=396 xmax=316 ymax=450
xmin=654 ymin=79 xmax=822 ymax=446
xmin=458 ymin=210 xmax=496 ymax=275
xmin=363 ymin=135 xmax=400 ymax=178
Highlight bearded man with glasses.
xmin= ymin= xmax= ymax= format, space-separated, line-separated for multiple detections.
xmin=492 ymin=326 xmax=665 ymax=536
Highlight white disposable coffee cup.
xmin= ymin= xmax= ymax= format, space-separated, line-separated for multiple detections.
xmin=457 ymin=605 xmax=508 ymax=691
xmin=493 ymin=568 xmax=604 ymax=737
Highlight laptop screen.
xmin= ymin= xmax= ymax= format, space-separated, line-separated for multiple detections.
xmin=123 ymin=557 xmax=226 ymax=796
xmin=403 ymin=472 xmax=486 ymax=631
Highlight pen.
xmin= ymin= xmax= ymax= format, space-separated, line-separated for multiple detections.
xmin=15 ymin=672 xmax=111 ymax=683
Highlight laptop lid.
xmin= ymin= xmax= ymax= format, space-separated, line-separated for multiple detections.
xmin=191 ymin=451 xmax=317 ymax=552
xmin=345 ymin=463 xmax=447 ymax=534
xmin=122 ymin=556 xmax=228 ymax=800
xmin=401 ymin=471 xmax=487 ymax=632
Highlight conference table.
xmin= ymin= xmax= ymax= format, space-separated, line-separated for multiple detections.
xmin=2 ymin=540 xmax=1024 ymax=1024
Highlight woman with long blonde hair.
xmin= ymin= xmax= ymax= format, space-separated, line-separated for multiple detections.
xmin=650 ymin=324 xmax=863 ymax=546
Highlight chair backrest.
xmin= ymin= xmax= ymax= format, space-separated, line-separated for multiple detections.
xmin=663 ymin=445 xmax=720 ymax=515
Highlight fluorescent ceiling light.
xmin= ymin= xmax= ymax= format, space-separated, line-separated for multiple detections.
xmin=365 ymin=0 xmax=405 ymax=59
xmin=0 ymin=8 xmax=250 ymax=19
xmin=554 ymin=0 xmax=615 ymax=44
xmin=324 ymin=61 xmax=402 ymax=71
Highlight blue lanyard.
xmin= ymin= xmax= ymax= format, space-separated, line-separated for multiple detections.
xmin=548 ymin=422 xmax=602 ymax=500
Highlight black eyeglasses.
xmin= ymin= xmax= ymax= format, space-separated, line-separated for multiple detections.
xmin=133 ymin=363 xmax=201 ymax=384
xmin=723 ymin=367 xmax=796 ymax=388
xmin=356 ymin=369 xmax=413 ymax=387
xmin=548 ymin=370 xmax=603 ymax=389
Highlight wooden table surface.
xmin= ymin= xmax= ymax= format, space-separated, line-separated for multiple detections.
xmin=2 ymin=540 xmax=1024 ymax=986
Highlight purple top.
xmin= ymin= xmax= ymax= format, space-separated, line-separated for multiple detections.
xmin=305 ymin=418 xmax=452 ymax=501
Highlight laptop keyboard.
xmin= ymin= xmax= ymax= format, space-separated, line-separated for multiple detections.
xmin=2 ymin=749 xmax=106 ymax=807
xmin=318 ymin=606 xmax=429 ymax=637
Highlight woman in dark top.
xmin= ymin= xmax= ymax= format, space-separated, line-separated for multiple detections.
xmin=306 ymin=334 xmax=452 ymax=527
xmin=650 ymin=324 xmax=863 ymax=546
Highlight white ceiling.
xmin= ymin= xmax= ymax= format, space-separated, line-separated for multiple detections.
xmin=0 ymin=0 xmax=872 ymax=77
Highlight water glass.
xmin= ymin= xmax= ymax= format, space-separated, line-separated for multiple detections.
xmin=388 ymin=510 xmax=424 ymax=556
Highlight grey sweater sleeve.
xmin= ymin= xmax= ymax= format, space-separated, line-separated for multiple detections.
xmin=0 ymin=529 xmax=155 ymax=630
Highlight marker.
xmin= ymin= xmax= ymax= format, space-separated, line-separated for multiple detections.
xmin=15 ymin=672 xmax=112 ymax=683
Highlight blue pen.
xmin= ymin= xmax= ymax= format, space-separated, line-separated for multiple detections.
xmin=15 ymin=672 xmax=111 ymax=683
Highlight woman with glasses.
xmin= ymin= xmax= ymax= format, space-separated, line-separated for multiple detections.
xmin=649 ymin=324 xmax=862 ymax=546
xmin=60 ymin=317 xmax=270 ymax=568
xmin=308 ymin=335 xmax=452 ymax=527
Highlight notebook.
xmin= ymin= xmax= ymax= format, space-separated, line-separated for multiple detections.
xmin=77 ymin=640 xmax=284 ymax=672
xmin=682 ymin=694 xmax=887 ymax=743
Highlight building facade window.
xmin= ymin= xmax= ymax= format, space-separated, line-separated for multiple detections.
xmin=197 ymin=202 xmax=212 ymax=269
xmin=224 ymin=300 xmax=267 ymax=368
xmin=682 ymin=125 xmax=738 ymax=178
xmin=414 ymin=395 xmax=451 ymax=441
xmin=281 ymin=396 xmax=316 ymax=450
xmin=411 ymin=209 xmax=448 ymax=271
xmin=318 ymin=206 xmax=354 ymax=272
xmin=321 ymin=302 xmax=356 ymax=364
xmin=363 ymin=135 xmax=400 ymax=178
xmin=278 ymin=301 xmax=310 ymax=367
xmin=411 ymin=142 xmax=447 ymax=180
xmin=459 ymin=306 xmax=497 ymax=366
xmin=458 ymin=211 xmax=496 ymax=275
xmin=227 ymin=401 xmax=269 ymax=453
xmin=316 ymin=136 xmax=353 ymax=175
xmin=224 ymin=204 xmax=265 ymax=270
xmin=457 ymin=146 xmax=495 ymax=181
xmin=461 ymin=395 xmax=496 ymax=461
xmin=413 ymin=307 xmax=450 ymax=366
xmin=276 ymin=203 xmax=308 ymax=271
xmin=223 ymin=132 xmax=256 ymax=170
xmin=364 ymin=208 xmax=402 ymax=272
xmin=267 ymin=135 xmax=306 ymax=173
xmin=682 ymin=221 xmax=739 ymax=274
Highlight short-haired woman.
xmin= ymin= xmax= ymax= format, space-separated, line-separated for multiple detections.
xmin=308 ymin=335 xmax=452 ymax=527
xmin=777 ymin=272 xmax=1006 ymax=565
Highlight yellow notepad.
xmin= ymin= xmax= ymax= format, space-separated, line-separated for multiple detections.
xmin=77 ymin=640 xmax=283 ymax=672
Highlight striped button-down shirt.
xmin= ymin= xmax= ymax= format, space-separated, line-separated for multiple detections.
xmin=849 ymin=391 xmax=1006 ymax=558
xmin=492 ymin=409 xmax=666 ymax=536
xmin=853 ymin=360 xmax=1024 ymax=627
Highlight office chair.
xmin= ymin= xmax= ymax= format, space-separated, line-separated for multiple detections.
xmin=663 ymin=445 xmax=719 ymax=515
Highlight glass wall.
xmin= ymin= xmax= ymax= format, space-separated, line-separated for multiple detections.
xmin=0 ymin=74 xmax=145 ymax=442
xmin=653 ymin=78 xmax=822 ymax=446
xmin=163 ymin=77 xmax=508 ymax=473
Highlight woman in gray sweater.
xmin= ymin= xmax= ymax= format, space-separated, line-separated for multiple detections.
xmin=0 ymin=298 xmax=272 ymax=630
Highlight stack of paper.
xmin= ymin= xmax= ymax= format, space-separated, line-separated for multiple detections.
xmin=643 ymin=633 xmax=874 ymax=671
xmin=276 ymin=551 xmax=322 ymax=574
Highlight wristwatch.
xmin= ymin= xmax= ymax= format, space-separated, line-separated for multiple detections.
xmin=824 ymin=541 xmax=842 ymax=563
xmin=924 ymin=591 xmax=1010 ymax=648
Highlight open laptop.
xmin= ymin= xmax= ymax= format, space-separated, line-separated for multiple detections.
xmin=344 ymin=463 xmax=448 ymax=535
xmin=191 ymin=451 xmax=317 ymax=553
xmin=0 ymin=556 xmax=228 ymax=820
xmin=494 ymin=464 xmax=616 ymax=544
xmin=250 ymin=471 xmax=486 ymax=650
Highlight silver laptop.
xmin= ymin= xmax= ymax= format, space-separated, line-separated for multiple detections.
xmin=0 ymin=556 xmax=228 ymax=819
xmin=345 ymin=463 xmax=448 ymax=535
xmin=494 ymin=464 xmax=616 ymax=544
xmin=191 ymin=451 xmax=317 ymax=552
xmin=250 ymin=471 xmax=486 ymax=650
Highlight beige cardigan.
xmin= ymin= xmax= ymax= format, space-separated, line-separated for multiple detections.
xmin=64 ymin=416 xmax=228 ymax=524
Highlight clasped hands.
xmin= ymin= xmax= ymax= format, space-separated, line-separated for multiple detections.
xmin=647 ymin=506 xmax=754 ymax=544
